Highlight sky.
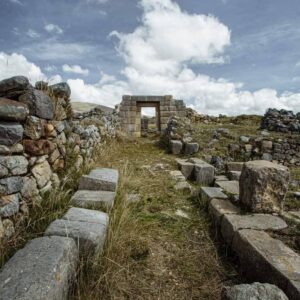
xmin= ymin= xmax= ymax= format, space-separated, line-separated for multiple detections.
xmin=1 ymin=0 xmax=300 ymax=115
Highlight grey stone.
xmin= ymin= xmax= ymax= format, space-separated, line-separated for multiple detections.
xmin=222 ymin=213 xmax=287 ymax=245
xmin=0 ymin=143 xmax=24 ymax=155
xmin=0 ymin=98 xmax=29 ymax=121
xmin=0 ymin=122 xmax=24 ymax=146
xmin=2 ymin=219 xmax=15 ymax=239
xmin=232 ymin=229 xmax=300 ymax=300
xmin=24 ymin=116 xmax=46 ymax=140
xmin=262 ymin=152 xmax=273 ymax=161
xmin=49 ymin=82 xmax=71 ymax=99
xmin=19 ymin=90 xmax=54 ymax=120
xmin=226 ymin=162 xmax=244 ymax=172
xmin=49 ymin=149 xmax=60 ymax=164
xmin=0 ymin=193 xmax=20 ymax=217
xmin=194 ymin=160 xmax=215 ymax=185
xmin=215 ymin=180 xmax=239 ymax=195
xmin=184 ymin=142 xmax=199 ymax=155
xmin=214 ymin=175 xmax=229 ymax=182
xmin=239 ymin=136 xmax=250 ymax=143
xmin=0 ymin=76 xmax=31 ymax=99
xmin=31 ymin=160 xmax=52 ymax=188
xmin=209 ymin=198 xmax=240 ymax=224
xmin=45 ymin=218 xmax=107 ymax=254
xmin=176 ymin=159 xmax=194 ymax=180
xmin=222 ymin=282 xmax=288 ymax=300
xmin=174 ymin=181 xmax=192 ymax=194
xmin=78 ymin=168 xmax=119 ymax=192
xmin=0 ymin=155 xmax=28 ymax=178
xmin=0 ymin=176 xmax=23 ymax=195
xmin=0 ymin=236 xmax=78 ymax=300
xmin=70 ymin=190 xmax=116 ymax=210
xmin=239 ymin=160 xmax=289 ymax=213
xmin=200 ymin=187 xmax=228 ymax=203
xmin=227 ymin=171 xmax=241 ymax=181
xmin=169 ymin=170 xmax=185 ymax=182
xmin=170 ymin=140 xmax=183 ymax=155
xmin=127 ymin=194 xmax=141 ymax=203
xmin=40 ymin=181 xmax=52 ymax=194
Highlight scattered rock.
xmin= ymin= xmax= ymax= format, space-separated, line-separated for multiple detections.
xmin=184 ymin=142 xmax=199 ymax=155
xmin=170 ymin=140 xmax=183 ymax=155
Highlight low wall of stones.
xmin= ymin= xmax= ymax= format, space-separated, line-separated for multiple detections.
xmin=0 ymin=76 xmax=110 ymax=242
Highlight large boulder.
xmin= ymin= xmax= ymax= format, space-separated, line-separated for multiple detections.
xmin=0 ymin=76 xmax=32 ymax=99
xmin=0 ymin=122 xmax=24 ymax=146
xmin=48 ymin=82 xmax=71 ymax=99
xmin=0 ymin=98 xmax=29 ymax=121
xmin=239 ymin=161 xmax=289 ymax=213
xmin=19 ymin=90 xmax=54 ymax=120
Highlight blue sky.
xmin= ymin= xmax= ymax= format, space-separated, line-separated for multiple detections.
xmin=1 ymin=0 xmax=300 ymax=115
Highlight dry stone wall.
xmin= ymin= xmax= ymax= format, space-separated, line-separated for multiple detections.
xmin=0 ymin=76 xmax=110 ymax=241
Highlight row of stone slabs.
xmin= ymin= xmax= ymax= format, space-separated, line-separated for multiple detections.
xmin=0 ymin=168 xmax=119 ymax=300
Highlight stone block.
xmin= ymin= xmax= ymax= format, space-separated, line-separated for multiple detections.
xmin=239 ymin=160 xmax=289 ymax=213
xmin=0 ymin=236 xmax=78 ymax=300
xmin=194 ymin=161 xmax=215 ymax=185
xmin=209 ymin=198 xmax=240 ymax=224
xmin=23 ymin=139 xmax=56 ymax=156
xmin=0 ymin=176 xmax=23 ymax=195
xmin=0 ymin=193 xmax=20 ymax=217
xmin=227 ymin=171 xmax=241 ymax=181
xmin=0 ymin=122 xmax=23 ymax=146
xmin=174 ymin=181 xmax=192 ymax=194
xmin=0 ymin=98 xmax=29 ymax=121
xmin=0 ymin=155 xmax=28 ymax=178
xmin=70 ymin=190 xmax=116 ymax=210
xmin=169 ymin=170 xmax=185 ymax=182
xmin=222 ymin=213 xmax=287 ymax=245
xmin=222 ymin=282 xmax=288 ymax=300
xmin=214 ymin=175 xmax=229 ymax=182
xmin=232 ymin=229 xmax=300 ymax=300
xmin=176 ymin=159 xmax=194 ymax=180
xmin=226 ymin=162 xmax=244 ymax=172
xmin=184 ymin=143 xmax=199 ymax=155
xmin=215 ymin=180 xmax=239 ymax=196
xmin=31 ymin=160 xmax=52 ymax=188
xmin=170 ymin=140 xmax=183 ymax=155
xmin=200 ymin=187 xmax=228 ymax=203
xmin=78 ymin=168 xmax=119 ymax=192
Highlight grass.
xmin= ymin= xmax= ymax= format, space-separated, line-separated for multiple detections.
xmin=72 ymin=137 xmax=238 ymax=300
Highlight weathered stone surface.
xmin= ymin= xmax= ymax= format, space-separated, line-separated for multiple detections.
xmin=23 ymin=139 xmax=55 ymax=156
xmin=0 ymin=98 xmax=29 ymax=121
xmin=0 ymin=193 xmax=20 ymax=217
xmin=49 ymin=149 xmax=60 ymax=164
xmin=0 ymin=122 xmax=24 ymax=146
xmin=71 ymin=190 xmax=116 ymax=210
xmin=0 ymin=176 xmax=23 ymax=195
xmin=176 ymin=159 xmax=194 ymax=180
xmin=232 ymin=229 xmax=300 ymax=300
xmin=194 ymin=160 xmax=215 ymax=185
xmin=0 ymin=155 xmax=28 ymax=178
xmin=184 ymin=142 xmax=199 ymax=155
xmin=222 ymin=213 xmax=287 ymax=244
xmin=170 ymin=140 xmax=183 ymax=155
xmin=45 ymin=218 xmax=107 ymax=254
xmin=2 ymin=218 xmax=15 ymax=239
xmin=63 ymin=207 xmax=109 ymax=226
xmin=31 ymin=161 xmax=52 ymax=188
xmin=209 ymin=198 xmax=240 ymax=224
xmin=170 ymin=170 xmax=185 ymax=182
xmin=19 ymin=90 xmax=54 ymax=120
xmin=21 ymin=176 xmax=39 ymax=199
xmin=0 ymin=143 xmax=24 ymax=155
xmin=200 ymin=187 xmax=228 ymax=203
xmin=174 ymin=181 xmax=192 ymax=194
xmin=24 ymin=116 xmax=46 ymax=140
xmin=215 ymin=180 xmax=239 ymax=196
xmin=226 ymin=162 xmax=244 ymax=172
xmin=78 ymin=168 xmax=119 ymax=192
xmin=214 ymin=175 xmax=229 ymax=182
xmin=239 ymin=160 xmax=289 ymax=213
xmin=0 ymin=236 xmax=78 ymax=300
xmin=0 ymin=76 xmax=31 ymax=99
xmin=0 ymin=218 xmax=3 ymax=239
xmin=227 ymin=171 xmax=241 ymax=181
xmin=222 ymin=282 xmax=288 ymax=300
xmin=49 ymin=82 xmax=71 ymax=99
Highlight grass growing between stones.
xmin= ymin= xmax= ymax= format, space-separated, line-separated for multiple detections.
xmin=72 ymin=138 xmax=237 ymax=300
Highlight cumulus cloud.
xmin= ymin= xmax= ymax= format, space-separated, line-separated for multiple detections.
xmin=45 ymin=24 xmax=63 ymax=35
xmin=62 ymin=64 xmax=89 ymax=76
xmin=26 ymin=29 xmax=40 ymax=39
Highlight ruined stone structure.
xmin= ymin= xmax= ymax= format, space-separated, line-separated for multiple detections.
xmin=119 ymin=95 xmax=186 ymax=137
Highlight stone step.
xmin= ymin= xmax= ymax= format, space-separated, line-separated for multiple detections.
xmin=45 ymin=208 xmax=109 ymax=254
xmin=215 ymin=180 xmax=239 ymax=196
xmin=200 ymin=187 xmax=228 ymax=203
xmin=70 ymin=190 xmax=116 ymax=210
xmin=232 ymin=229 xmax=300 ymax=300
xmin=0 ymin=236 xmax=78 ymax=300
xmin=193 ymin=160 xmax=215 ymax=185
xmin=78 ymin=168 xmax=119 ymax=192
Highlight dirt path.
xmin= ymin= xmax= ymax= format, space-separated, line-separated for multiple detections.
xmin=73 ymin=137 xmax=237 ymax=300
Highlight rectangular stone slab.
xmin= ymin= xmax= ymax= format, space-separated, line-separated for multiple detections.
xmin=44 ymin=218 xmax=107 ymax=254
xmin=209 ymin=198 xmax=240 ymax=224
xmin=70 ymin=190 xmax=116 ymax=210
xmin=0 ymin=236 xmax=78 ymax=300
xmin=215 ymin=180 xmax=239 ymax=195
xmin=200 ymin=187 xmax=228 ymax=203
xmin=193 ymin=161 xmax=215 ymax=185
xmin=63 ymin=207 xmax=109 ymax=226
xmin=78 ymin=168 xmax=119 ymax=192
xmin=232 ymin=229 xmax=300 ymax=300
xmin=222 ymin=213 xmax=287 ymax=245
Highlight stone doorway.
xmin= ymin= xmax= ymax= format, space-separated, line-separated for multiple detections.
xmin=139 ymin=102 xmax=161 ymax=136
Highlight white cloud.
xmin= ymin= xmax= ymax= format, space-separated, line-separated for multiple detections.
xmin=45 ymin=24 xmax=63 ymax=35
xmin=26 ymin=29 xmax=40 ymax=39
xmin=9 ymin=0 xmax=24 ymax=6
xmin=62 ymin=64 xmax=89 ymax=76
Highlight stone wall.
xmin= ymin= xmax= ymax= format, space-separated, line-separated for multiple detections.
xmin=0 ymin=76 xmax=107 ymax=241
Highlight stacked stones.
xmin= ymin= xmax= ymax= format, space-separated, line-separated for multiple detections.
xmin=261 ymin=108 xmax=300 ymax=133
xmin=162 ymin=116 xmax=200 ymax=155
xmin=0 ymin=76 xmax=102 ymax=241
xmin=230 ymin=134 xmax=300 ymax=166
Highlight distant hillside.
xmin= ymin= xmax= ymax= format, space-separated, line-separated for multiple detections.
xmin=71 ymin=102 xmax=114 ymax=114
